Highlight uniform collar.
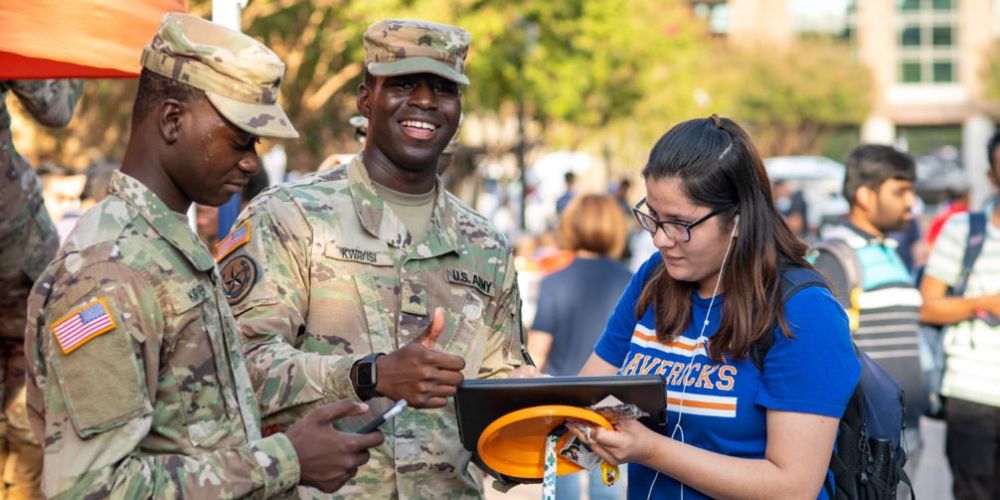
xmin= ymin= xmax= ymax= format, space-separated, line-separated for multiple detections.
xmin=108 ymin=171 xmax=215 ymax=272
xmin=347 ymin=155 xmax=459 ymax=257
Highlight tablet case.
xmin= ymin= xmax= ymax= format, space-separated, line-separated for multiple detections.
xmin=455 ymin=375 xmax=666 ymax=452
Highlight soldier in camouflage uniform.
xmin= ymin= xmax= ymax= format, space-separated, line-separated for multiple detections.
xmin=219 ymin=19 xmax=530 ymax=499
xmin=0 ymin=78 xmax=83 ymax=499
xmin=24 ymin=13 xmax=381 ymax=498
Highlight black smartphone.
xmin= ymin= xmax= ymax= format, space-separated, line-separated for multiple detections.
xmin=354 ymin=399 xmax=407 ymax=434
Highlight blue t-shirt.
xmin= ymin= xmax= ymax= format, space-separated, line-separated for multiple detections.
xmin=594 ymin=253 xmax=860 ymax=500
xmin=531 ymin=257 xmax=632 ymax=376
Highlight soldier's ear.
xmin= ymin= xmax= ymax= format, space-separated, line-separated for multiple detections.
xmin=158 ymin=98 xmax=183 ymax=144
xmin=357 ymin=83 xmax=372 ymax=119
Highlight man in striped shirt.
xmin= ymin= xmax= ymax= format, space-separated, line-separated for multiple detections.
xmin=920 ymin=131 xmax=1000 ymax=500
xmin=812 ymin=145 xmax=924 ymax=482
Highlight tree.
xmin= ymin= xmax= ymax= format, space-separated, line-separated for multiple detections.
xmin=711 ymin=39 xmax=873 ymax=157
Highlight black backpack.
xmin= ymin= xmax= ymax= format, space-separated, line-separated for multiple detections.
xmin=751 ymin=266 xmax=912 ymax=500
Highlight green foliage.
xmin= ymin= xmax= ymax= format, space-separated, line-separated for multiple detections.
xmin=28 ymin=0 xmax=872 ymax=180
xmin=712 ymin=39 xmax=873 ymax=156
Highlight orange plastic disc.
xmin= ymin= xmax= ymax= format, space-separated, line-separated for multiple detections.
xmin=476 ymin=404 xmax=613 ymax=480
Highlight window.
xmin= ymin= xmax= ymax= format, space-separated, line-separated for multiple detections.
xmin=901 ymin=61 xmax=922 ymax=83
xmin=933 ymin=61 xmax=953 ymax=82
xmin=898 ymin=0 xmax=958 ymax=84
xmin=932 ymin=26 xmax=952 ymax=46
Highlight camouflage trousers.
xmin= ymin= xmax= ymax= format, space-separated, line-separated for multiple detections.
xmin=0 ymin=264 xmax=44 ymax=500
xmin=0 ymin=340 xmax=41 ymax=500
xmin=0 ymin=186 xmax=54 ymax=500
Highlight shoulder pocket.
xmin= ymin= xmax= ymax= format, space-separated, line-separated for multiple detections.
xmin=49 ymin=292 xmax=151 ymax=438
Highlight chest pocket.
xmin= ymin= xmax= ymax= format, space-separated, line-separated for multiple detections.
xmin=435 ymin=269 xmax=493 ymax=374
xmin=164 ymin=284 xmax=232 ymax=447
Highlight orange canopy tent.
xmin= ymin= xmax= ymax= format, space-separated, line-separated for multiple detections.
xmin=0 ymin=0 xmax=188 ymax=79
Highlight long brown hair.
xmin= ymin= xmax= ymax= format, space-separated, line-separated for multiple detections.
xmin=635 ymin=115 xmax=812 ymax=362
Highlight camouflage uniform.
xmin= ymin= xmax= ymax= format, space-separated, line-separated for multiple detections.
xmin=24 ymin=13 xmax=302 ymax=499
xmin=221 ymin=155 xmax=526 ymax=499
xmin=0 ymin=79 xmax=82 ymax=499
xmin=25 ymin=172 xmax=299 ymax=498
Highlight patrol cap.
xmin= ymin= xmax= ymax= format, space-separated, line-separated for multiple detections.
xmin=364 ymin=19 xmax=471 ymax=86
xmin=140 ymin=13 xmax=299 ymax=139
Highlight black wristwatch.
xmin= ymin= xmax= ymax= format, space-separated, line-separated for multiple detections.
xmin=351 ymin=352 xmax=385 ymax=401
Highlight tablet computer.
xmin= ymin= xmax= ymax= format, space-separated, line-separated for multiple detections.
xmin=455 ymin=375 xmax=666 ymax=452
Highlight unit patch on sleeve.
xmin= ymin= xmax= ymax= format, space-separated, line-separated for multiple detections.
xmin=51 ymin=298 xmax=118 ymax=355
xmin=221 ymin=255 xmax=258 ymax=305
xmin=215 ymin=221 xmax=251 ymax=261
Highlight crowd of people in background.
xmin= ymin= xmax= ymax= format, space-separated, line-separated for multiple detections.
xmin=6 ymin=9 xmax=1000 ymax=500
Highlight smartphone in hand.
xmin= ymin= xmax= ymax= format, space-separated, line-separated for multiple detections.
xmin=354 ymin=399 xmax=407 ymax=434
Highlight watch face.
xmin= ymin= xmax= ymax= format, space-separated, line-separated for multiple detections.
xmin=357 ymin=360 xmax=376 ymax=387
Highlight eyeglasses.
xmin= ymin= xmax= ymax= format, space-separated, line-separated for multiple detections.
xmin=631 ymin=198 xmax=725 ymax=243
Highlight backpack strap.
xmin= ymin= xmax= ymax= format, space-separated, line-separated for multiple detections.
xmin=954 ymin=211 xmax=987 ymax=296
xmin=749 ymin=267 xmax=830 ymax=371
xmin=812 ymin=238 xmax=864 ymax=332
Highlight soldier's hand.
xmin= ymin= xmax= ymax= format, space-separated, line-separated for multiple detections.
xmin=376 ymin=307 xmax=465 ymax=408
xmin=285 ymin=401 xmax=384 ymax=493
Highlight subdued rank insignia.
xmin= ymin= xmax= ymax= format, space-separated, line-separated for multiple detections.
xmin=215 ymin=221 xmax=251 ymax=262
xmin=51 ymin=298 xmax=117 ymax=355
xmin=221 ymin=255 xmax=257 ymax=305
xmin=446 ymin=269 xmax=494 ymax=297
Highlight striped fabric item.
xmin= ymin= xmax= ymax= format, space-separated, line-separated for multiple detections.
xmin=215 ymin=221 xmax=251 ymax=261
xmin=51 ymin=299 xmax=117 ymax=355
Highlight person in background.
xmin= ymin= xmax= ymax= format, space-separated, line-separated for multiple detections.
xmin=919 ymin=130 xmax=1000 ymax=500
xmin=556 ymin=171 xmax=577 ymax=215
xmin=0 ymin=77 xmax=82 ymax=499
xmin=614 ymin=178 xmax=632 ymax=216
xmin=195 ymin=203 xmax=220 ymax=250
xmin=528 ymin=193 xmax=631 ymax=499
xmin=574 ymin=115 xmax=858 ymax=499
xmin=926 ymin=179 xmax=970 ymax=251
xmin=37 ymin=165 xmax=87 ymax=243
xmin=811 ymin=145 xmax=923 ymax=488
xmin=772 ymin=179 xmax=808 ymax=238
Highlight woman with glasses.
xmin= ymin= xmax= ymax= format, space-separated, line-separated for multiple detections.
xmin=572 ymin=115 xmax=860 ymax=499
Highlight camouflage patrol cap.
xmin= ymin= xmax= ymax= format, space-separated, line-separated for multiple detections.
xmin=364 ymin=19 xmax=471 ymax=85
xmin=140 ymin=13 xmax=299 ymax=139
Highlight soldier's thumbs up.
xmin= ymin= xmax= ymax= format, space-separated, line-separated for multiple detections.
xmin=419 ymin=307 xmax=446 ymax=349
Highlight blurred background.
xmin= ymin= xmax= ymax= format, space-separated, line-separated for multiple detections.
xmin=15 ymin=0 xmax=1000 ymax=240
xmin=8 ymin=3 xmax=993 ymax=497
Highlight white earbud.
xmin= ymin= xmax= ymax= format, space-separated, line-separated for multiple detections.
xmin=731 ymin=214 xmax=740 ymax=239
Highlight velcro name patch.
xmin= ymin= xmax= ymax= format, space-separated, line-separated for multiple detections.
xmin=447 ymin=269 xmax=494 ymax=297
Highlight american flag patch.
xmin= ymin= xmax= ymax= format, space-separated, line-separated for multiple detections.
xmin=51 ymin=298 xmax=117 ymax=355
xmin=215 ymin=221 xmax=251 ymax=261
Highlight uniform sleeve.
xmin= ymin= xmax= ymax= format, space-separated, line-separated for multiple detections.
xmin=223 ymin=192 xmax=350 ymax=424
xmin=478 ymin=249 xmax=528 ymax=378
xmin=594 ymin=253 xmax=659 ymax=368
xmin=10 ymin=79 xmax=83 ymax=128
xmin=26 ymin=261 xmax=299 ymax=499
xmin=754 ymin=286 xmax=860 ymax=418
xmin=923 ymin=213 xmax=968 ymax=288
